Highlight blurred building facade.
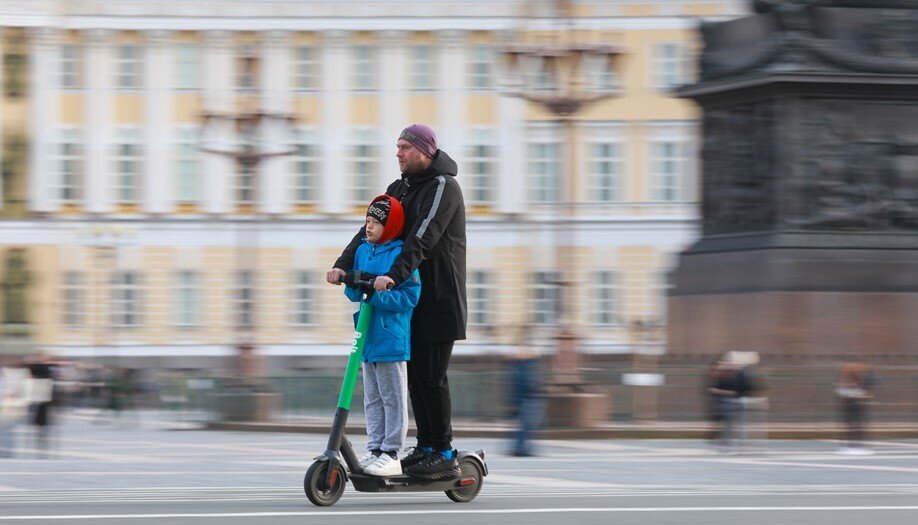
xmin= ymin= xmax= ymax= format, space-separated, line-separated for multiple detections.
xmin=0 ymin=0 xmax=747 ymax=369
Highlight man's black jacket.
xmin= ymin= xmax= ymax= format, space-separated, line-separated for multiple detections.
xmin=334 ymin=150 xmax=467 ymax=343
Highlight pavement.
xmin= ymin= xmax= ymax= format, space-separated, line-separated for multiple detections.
xmin=206 ymin=416 xmax=918 ymax=440
xmin=2 ymin=413 xmax=918 ymax=524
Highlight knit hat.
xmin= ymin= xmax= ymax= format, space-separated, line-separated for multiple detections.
xmin=399 ymin=124 xmax=438 ymax=158
xmin=366 ymin=195 xmax=404 ymax=244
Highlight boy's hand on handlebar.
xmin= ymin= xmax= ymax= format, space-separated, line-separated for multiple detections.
xmin=373 ymin=276 xmax=395 ymax=291
xmin=326 ymin=268 xmax=345 ymax=285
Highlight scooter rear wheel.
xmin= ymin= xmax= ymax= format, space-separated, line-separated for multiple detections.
xmin=304 ymin=460 xmax=346 ymax=506
xmin=445 ymin=457 xmax=484 ymax=503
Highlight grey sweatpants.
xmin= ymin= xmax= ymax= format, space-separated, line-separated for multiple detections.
xmin=363 ymin=361 xmax=408 ymax=453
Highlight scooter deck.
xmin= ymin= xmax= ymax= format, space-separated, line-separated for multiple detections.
xmin=349 ymin=472 xmax=467 ymax=493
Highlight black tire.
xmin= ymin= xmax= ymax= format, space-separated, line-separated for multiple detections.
xmin=445 ymin=458 xmax=484 ymax=503
xmin=304 ymin=460 xmax=346 ymax=507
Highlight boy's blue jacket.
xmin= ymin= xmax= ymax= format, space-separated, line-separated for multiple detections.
xmin=344 ymin=238 xmax=421 ymax=363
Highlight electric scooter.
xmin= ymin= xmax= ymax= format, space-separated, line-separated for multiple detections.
xmin=303 ymin=270 xmax=488 ymax=507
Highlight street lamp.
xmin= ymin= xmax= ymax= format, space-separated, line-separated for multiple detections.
xmin=199 ymin=110 xmax=297 ymax=380
xmin=501 ymin=0 xmax=624 ymax=427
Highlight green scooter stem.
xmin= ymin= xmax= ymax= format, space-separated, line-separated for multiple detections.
xmin=338 ymin=301 xmax=373 ymax=410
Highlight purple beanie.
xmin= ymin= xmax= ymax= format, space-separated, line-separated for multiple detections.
xmin=399 ymin=124 xmax=438 ymax=158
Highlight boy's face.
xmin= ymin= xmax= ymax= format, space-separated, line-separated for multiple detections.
xmin=365 ymin=216 xmax=384 ymax=244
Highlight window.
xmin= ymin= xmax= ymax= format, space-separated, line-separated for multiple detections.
xmin=523 ymin=55 xmax=556 ymax=92
xmin=352 ymin=46 xmax=378 ymax=91
xmin=60 ymin=45 xmax=84 ymax=89
xmin=349 ymin=129 xmax=378 ymax=205
xmin=3 ymin=52 xmax=27 ymax=98
xmin=115 ymin=44 xmax=143 ymax=90
xmin=175 ymin=271 xmax=199 ymax=328
xmin=586 ymin=141 xmax=623 ymax=203
xmin=235 ymin=270 xmax=255 ymax=329
xmin=175 ymin=44 xmax=201 ymax=90
xmin=113 ymin=129 xmax=142 ymax=204
xmin=237 ymin=165 xmax=255 ymax=206
xmin=292 ymin=270 xmax=319 ymax=327
xmin=111 ymin=271 xmax=141 ymax=328
xmin=650 ymin=141 xmax=689 ymax=202
xmin=54 ymin=128 xmax=83 ymax=203
xmin=468 ymin=271 xmax=491 ymax=328
xmin=592 ymin=270 xmax=620 ymax=326
xmin=235 ymin=44 xmax=259 ymax=93
xmin=527 ymin=139 xmax=560 ymax=204
xmin=653 ymin=42 xmax=689 ymax=91
xmin=531 ymin=271 xmax=559 ymax=326
xmin=294 ymin=46 xmax=319 ymax=91
xmin=61 ymin=271 xmax=85 ymax=329
xmin=292 ymin=128 xmax=319 ymax=205
xmin=467 ymin=45 xmax=495 ymax=90
xmin=586 ymin=53 xmax=618 ymax=93
xmin=174 ymin=127 xmax=202 ymax=203
xmin=410 ymin=45 xmax=435 ymax=90
xmin=466 ymin=128 xmax=496 ymax=206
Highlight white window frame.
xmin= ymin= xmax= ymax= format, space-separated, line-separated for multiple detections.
xmin=410 ymin=45 xmax=436 ymax=91
xmin=351 ymin=45 xmax=379 ymax=92
xmin=52 ymin=127 xmax=84 ymax=204
xmin=649 ymin=140 xmax=689 ymax=202
xmin=113 ymin=128 xmax=142 ymax=204
xmin=468 ymin=270 xmax=492 ymax=328
xmin=115 ymin=44 xmax=143 ymax=90
xmin=175 ymin=43 xmax=201 ymax=91
xmin=591 ymin=270 xmax=621 ymax=327
xmin=467 ymin=45 xmax=495 ymax=91
xmin=585 ymin=53 xmax=619 ymax=94
xmin=465 ymin=128 xmax=497 ymax=206
xmin=652 ymin=42 xmax=690 ymax=91
xmin=522 ymin=55 xmax=557 ymax=93
xmin=174 ymin=126 xmax=202 ymax=203
xmin=59 ymin=44 xmax=83 ymax=90
xmin=294 ymin=45 xmax=319 ymax=91
xmin=234 ymin=269 xmax=256 ymax=329
xmin=348 ymin=128 xmax=379 ymax=205
xmin=111 ymin=271 xmax=141 ymax=329
xmin=236 ymin=165 xmax=256 ymax=206
xmin=291 ymin=270 xmax=320 ymax=327
xmin=291 ymin=127 xmax=320 ymax=205
xmin=235 ymin=44 xmax=259 ymax=93
xmin=175 ymin=270 xmax=200 ymax=328
xmin=584 ymin=126 xmax=625 ymax=203
xmin=526 ymin=125 xmax=561 ymax=204
xmin=61 ymin=271 xmax=85 ymax=329
xmin=531 ymin=270 xmax=560 ymax=327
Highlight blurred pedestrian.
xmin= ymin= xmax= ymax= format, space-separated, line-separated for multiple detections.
xmin=707 ymin=355 xmax=750 ymax=451
xmin=507 ymin=327 xmax=542 ymax=457
xmin=0 ymin=356 xmax=29 ymax=458
xmin=835 ymin=361 xmax=875 ymax=455
xmin=25 ymin=353 xmax=56 ymax=458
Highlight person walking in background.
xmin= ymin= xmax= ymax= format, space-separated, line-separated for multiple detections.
xmin=328 ymin=124 xmax=466 ymax=480
xmin=707 ymin=355 xmax=747 ymax=451
xmin=0 ymin=356 xmax=29 ymax=458
xmin=835 ymin=361 xmax=876 ymax=455
xmin=507 ymin=326 xmax=542 ymax=457
xmin=26 ymin=353 xmax=56 ymax=458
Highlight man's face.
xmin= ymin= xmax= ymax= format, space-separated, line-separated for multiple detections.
xmin=396 ymin=139 xmax=430 ymax=175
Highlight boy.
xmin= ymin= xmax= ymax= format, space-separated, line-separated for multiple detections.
xmin=343 ymin=195 xmax=421 ymax=476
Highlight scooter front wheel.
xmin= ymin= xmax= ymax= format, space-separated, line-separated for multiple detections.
xmin=304 ymin=460 xmax=346 ymax=506
xmin=445 ymin=457 xmax=484 ymax=503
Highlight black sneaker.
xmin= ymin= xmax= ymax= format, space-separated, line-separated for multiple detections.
xmin=405 ymin=450 xmax=460 ymax=480
xmin=399 ymin=447 xmax=430 ymax=470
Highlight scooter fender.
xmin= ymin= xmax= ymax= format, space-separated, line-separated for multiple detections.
xmin=457 ymin=449 xmax=489 ymax=477
xmin=311 ymin=454 xmax=349 ymax=484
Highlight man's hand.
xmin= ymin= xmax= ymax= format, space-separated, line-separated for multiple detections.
xmin=326 ymin=268 xmax=345 ymax=285
xmin=373 ymin=275 xmax=395 ymax=291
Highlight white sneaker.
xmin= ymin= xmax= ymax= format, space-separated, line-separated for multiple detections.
xmin=363 ymin=453 xmax=402 ymax=477
xmin=358 ymin=451 xmax=380 ymax=469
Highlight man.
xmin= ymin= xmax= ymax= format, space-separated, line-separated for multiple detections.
xmin=327 ymin=123 xmax=466 ymax=479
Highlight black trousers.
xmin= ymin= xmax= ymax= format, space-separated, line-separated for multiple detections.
xmin=408 ymin=341 xmax=453 ymax=451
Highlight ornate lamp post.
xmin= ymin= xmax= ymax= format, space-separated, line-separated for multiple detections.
xmin=501 ymin=0 xmax=624 ymax=427
xmin=199 ymin=110 xmax=296 ymax=381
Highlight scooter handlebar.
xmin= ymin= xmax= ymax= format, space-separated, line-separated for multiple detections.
xmin=342 ymin=270 xmax=378 ymax=292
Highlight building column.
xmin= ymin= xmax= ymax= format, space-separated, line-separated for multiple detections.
xmin=202 ymin=30 xmax=234 ymax=215
xmin=144 ymin=30 xmax=173 ymax=215
xmin=259 ymin=30 xmax=293 ymax=216
xmin=380 ymin=31 xmax=406 ymax=187
xmin=28 ymin=27 xmax=58 ymax=214
xmin=437 ymin=30 xmax=466 ymax=157
xmin=496 ymin=32 xmax=525 ymax=215
xmin=85 ymin=29 xmax=114 ymax=214
xmin=319 ymin=30 xmax=349 ymax=216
